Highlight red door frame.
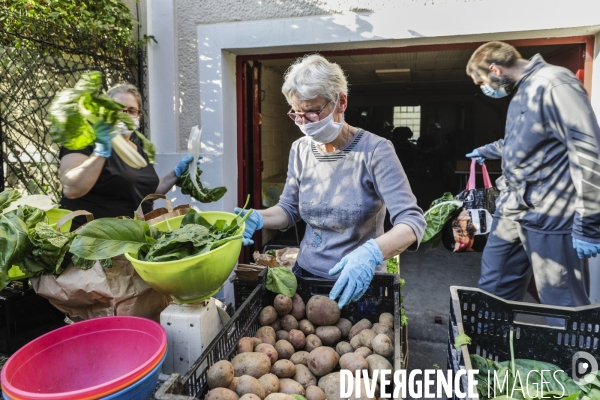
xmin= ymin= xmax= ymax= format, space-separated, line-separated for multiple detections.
xmin=235 ymin=35 xmax=594 ymax=237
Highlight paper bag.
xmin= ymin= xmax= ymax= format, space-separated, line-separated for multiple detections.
xmin=31 ymin=255 xmax=170 ymax=322
xmin=135 ymin=193 xmax=191 ymax=225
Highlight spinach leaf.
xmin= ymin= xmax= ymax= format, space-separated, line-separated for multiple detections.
xmin=422 ymin=192 xmax=462 ymax=246
xmin=20 ymin=223 xmax=75 ymax=276
xmin=176 ymin=165 xmax=227 ymax=203
xmin=144 ymin=224 xmax=211 ymax=261
xmin=69 ymin=218 xmax=155 ymax=260
xmin=266 ymin=267 xmax=297 ymax=297
xmin=0 ymin=212 xmax=29 ymax=287
xmin=0 ymin=189 xmax=21 ymax=213
xmin=15 ymin=205 xmax=47 ymax=229
xmin=181 ymin=208 xmax=213 ymax=229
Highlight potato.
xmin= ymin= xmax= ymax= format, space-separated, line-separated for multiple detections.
xmin=290 ymin=294 xmax=306 ymax=320
xmin=372 ymin=333 xmax=394 ymax=358
xmin=372 ymin=323 xmax=394 ymax=342
xmin=354 ymin=346 xmax=373 ymax=358
xmin=349 ymin=319 xmax=372 ymax=340
xmin=271 ymin=359 xmax=297 ymax=378
xmin=298 ymin=319 xmax=315 ymax=336
xmin=252 ymin=338 xmax=263 ymax=347
xmin=271 ymin=318 xmax=282 ymax=332
xmin=305 ymin=295 xmax=340 ymax=326
xmin=335 ymin=341 xmax=354 ymax=356
xmin=335 ymin=318 xmax=352 ymax=338
xmin=255 ymin=326 xmax=276 ymax=346
xmin=275 ymin=339 xmax=295 ymax=360
xmin=304 ymin=334 xmax=322 ymax=352
xmin=379 ymin=312 xmax=394 ymax=329
xmin=350 ymin=335 xmax=362 ymax=350
xmin=339 ymin=352 xmax=369 ymax=373
xmin=293 ymin=363 xmax=317 ymax=389
xmin=264 ymin=394 xmax=296 ymax=400
xmin=358 ymin=329 xmax=377 ymax=350
xmin=288 ymin=329 xmax=306 ymax=350
xmin=317 ymin=372 xmax=342 ymax=400
xmin=281 ymin=314 xmax=299 ymax=331
xmin=258 ymin=373 xmax=280 ymax=396
xmin=232 ymin=352 xmax=271 ymax=378
xmin=239 ymin=394 xmax=261 ymax=400
xmin=238 ymin=337 xmax=256 ymax=353
xmin=206 ymin=387 xmax=239 ymax=400
xmin=307 ymin=346 xmax=339 ymax=377
xmin=255 ymin=343 xmax=279 ymax=364
xmin=236 ymin=375 xmax=265 ymax=399
xmin=274 ymin=294 xmax=293 ymax=315
xmin=290 ymin=351 xmax=310 ymax=366
xmin=315 ymin=326 xmax=341 ymax=346
xmin=259 ymin=306 xmax=278 ymax=326
xmin=305 ymin=385 xmax=326 ymax=400
xmin=227 ymin=377 xmax=239 ymax=392
xmin=276 ymin=330 xmax=290 ymax=341
xmin=279 ymin=378 xmax=306 ymax=395
xmin=366 ymin=354 xmax=393 ymax=379
xmin=208 ymin=360 xmax=235 ymax=388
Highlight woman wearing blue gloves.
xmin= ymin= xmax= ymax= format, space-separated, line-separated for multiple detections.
xmin=235 ymin=55 xmax=426 ymax=308
xmin=59 ymin=82 xmax=197 ymax=230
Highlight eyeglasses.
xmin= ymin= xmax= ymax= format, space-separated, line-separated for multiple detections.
xmin=121 ymin=108 xmax=142 ymax=117
xmin=287 ymin=101 xmax=331 ymax=122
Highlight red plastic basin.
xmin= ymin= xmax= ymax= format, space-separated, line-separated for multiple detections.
xmin=1 ymin=316 xmax=167 ymax=400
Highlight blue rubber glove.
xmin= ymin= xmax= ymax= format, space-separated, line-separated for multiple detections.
xmin=92 ymin=121 xmax=117 ymax=158
xmin=573 ymin=237 xmax=600 ymax=259
xmin=233 ymin=207 xmax=264 ymax=246
xmin=465 ymin=149 xmax=486 ymax=165
xmin=174 ymin=155 xmax=203 ymax=178
xmin=328 ymin=239 xmax=384 ymax=309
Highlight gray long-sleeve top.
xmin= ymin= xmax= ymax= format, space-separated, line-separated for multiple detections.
xmin=477 ymin=54 xmax=600 ymax=242
xmin=276 ymin=129 xmax=426 ymax=278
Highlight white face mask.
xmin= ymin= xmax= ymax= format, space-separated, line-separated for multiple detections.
xmin=480 ymin=83 xmax=509 ymax=99
xmin=117 ymin=116 xmax=140 ymax=136
xmin=295 ymin=98 xmax=344 ymax=144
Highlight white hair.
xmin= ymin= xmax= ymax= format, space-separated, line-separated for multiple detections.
xmin=282 ymin=54 xmax=348 ymax=105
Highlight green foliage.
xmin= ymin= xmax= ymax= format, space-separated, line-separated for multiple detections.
xmin=0 ymin=212 xmax=29 ymax=288
xmin=176 ymin=165 xmax=227 ymax=203
xmin=386 ymin=257 xmax=399 ymax=274
xmin=454 ymin=333 xmax=472 ymax=350
xmin=421 ymin=192 xmax=462 ymax=247
xmin=266 ymin=267 xmax=298 ymax=297
xmin=1 ymin=0 xmax=139 ymax=54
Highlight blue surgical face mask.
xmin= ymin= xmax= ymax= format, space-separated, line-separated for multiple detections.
xmin=480 ymin=83 xmax=509 ymax=99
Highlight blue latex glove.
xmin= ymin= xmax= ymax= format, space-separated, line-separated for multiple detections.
xmin=92 ymin=121 xmax=117 ymax=158
xmin=328 ymin=239 xmax=384 ymax=308
xmin=174 ymin=155 xmax=203 ymax=178
xmin=573 ymin=237 xmax=600 ymax=259
xmin=465 ymin=149 xmax=486 ymax=165
xmin=233 ymin=207 xmax=264 ymax=246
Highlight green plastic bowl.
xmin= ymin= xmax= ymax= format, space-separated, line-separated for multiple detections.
xmin=8 ymin=208 xmax=73 ymax=281
xmin=124 ymin=212 xmax=244 ymax=304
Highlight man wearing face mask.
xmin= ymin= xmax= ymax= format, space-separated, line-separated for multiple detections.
xmin=464 ymin=41 xmax=600 ymax=312
xmin=235 ymin=54 xmax=426 ymax=308
xmin=59 ymin=82 xmax=195 ymax=230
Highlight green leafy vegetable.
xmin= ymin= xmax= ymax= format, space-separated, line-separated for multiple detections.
xmin=176 ymin=165 xmax=227 ymax=203
xmin=0 ymin=212 xmax=29 ymax=288
xmin=386 ymin=257 xmax=399 ymax=274
xmin=454 ymin=333 xmax=472 ymax=350
xmin=290 ymin=395 xmax=307 ymax=400
xmin=0 ymin=189 xmax=21 ymax=214
xmin=18 ymin=223 xmax=75 ymax=276
xmin=266 ymin=267 xmax=297 ymax=297
xmin=421 ymin=192 xmax=462 ymax=247
xmin=15 ymin=205 xmax=47 ymax=229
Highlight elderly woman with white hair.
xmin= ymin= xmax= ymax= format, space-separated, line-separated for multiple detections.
xmin=236 ymin=54 xmax=426 ymax=308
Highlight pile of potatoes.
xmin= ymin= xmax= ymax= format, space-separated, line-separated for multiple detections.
xmin=205 ymin=293 xmax=396 ymax=400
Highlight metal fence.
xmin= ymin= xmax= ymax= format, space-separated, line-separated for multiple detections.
xmin=0 ymin=9 xmax=146 ymax=200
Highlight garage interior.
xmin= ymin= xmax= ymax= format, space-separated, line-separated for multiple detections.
xmin=252 ymin=41 xmax=585 ymax=247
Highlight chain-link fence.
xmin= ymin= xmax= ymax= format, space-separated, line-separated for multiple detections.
xmin=0 ymin=9 xmax=146 ymax=200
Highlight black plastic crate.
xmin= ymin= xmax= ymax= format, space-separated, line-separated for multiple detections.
xmin=448 ymin=286 xmax=600 ymax=400
xmin=156 ymin=269 xmax=404 ymax=399
xmin=232 ymin=278 xmax=260 ymax=309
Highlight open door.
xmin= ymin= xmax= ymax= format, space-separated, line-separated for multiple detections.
xmin=237 ymin=60 xmax=262 ymax=261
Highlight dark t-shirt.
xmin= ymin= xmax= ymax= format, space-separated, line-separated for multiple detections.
xmin=59 ymin=144 xmax=160 ymax=230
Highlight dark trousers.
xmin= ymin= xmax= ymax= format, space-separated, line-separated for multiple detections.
xmin=479 ymin=215 xmax=590 ymax=323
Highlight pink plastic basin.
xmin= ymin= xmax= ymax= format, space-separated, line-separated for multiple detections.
xmin=1 ymin=316 xmax=167 ymax=400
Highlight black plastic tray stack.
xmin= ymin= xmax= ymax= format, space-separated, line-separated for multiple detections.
xmin=448 ymin=286 xmax=600 ymax=400
xmin=156 ymin=269 xmax=404 ymax=399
